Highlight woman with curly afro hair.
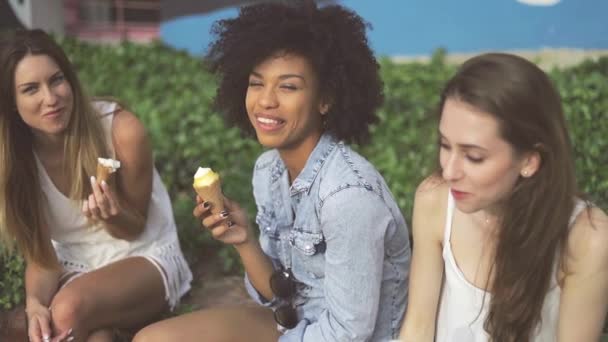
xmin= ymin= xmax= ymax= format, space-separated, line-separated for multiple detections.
xmin=134 ymin=1 xmax=411 ymax=342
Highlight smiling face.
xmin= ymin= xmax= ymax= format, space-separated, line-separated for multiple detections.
xmin=13 ymin=54 xmax=74 ymax=139
xmin=245 ymin=52 xmax=327 ymax=155
xmin=439 ymin=98 xmax=535 ymax=214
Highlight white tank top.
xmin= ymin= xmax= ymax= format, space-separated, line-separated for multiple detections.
xmin=435 ymin=192 xmax=586 ymax=341
xmin=35 ymin=101 xmax=181 ymax=271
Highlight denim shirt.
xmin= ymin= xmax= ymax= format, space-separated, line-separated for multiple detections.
xmin=244 ymin=133 xmax=411 ymax=341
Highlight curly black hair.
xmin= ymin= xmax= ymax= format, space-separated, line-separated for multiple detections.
xmin=205 ymin=0 xmax=383 ymax=145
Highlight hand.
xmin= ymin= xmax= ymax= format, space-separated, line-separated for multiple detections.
xmin=82 ymin=176 xmax=121 ymax=222
xmin=27 ymin=305 xmax=73 ymax=342
xmin=193 ymin=195 xmax=251 ymax=245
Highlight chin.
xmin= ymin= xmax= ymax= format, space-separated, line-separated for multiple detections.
xmin=47 ymin=123 xmax=69 ymax=135
xmin=454 ymin=201 xmax=482 ymax=214
xmin=255 ymin=134 xmax=283 ymax=149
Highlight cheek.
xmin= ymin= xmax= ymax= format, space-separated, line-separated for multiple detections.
xmin=245 ymin=90 xmax=255 ymax=114
xmin=62 ymin=85 xmax=74 ymax=102
xmin=472 ymin=162 xmax=520 ymax=194
xmin=15 ymin=95 xmax=36 ymax=118
xmin=439 ymin=149 xmax=448 ymax=168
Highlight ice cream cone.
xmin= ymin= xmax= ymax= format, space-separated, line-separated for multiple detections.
xmin=96 ymin=163 xmax=112 ymax=183
xmin=96 ymin=158 xmax=121 ymax=183
xmin=194 ymin=180 xmax=224 ymax=214
xmin=193 ymin=167 xmax=224 ymax=214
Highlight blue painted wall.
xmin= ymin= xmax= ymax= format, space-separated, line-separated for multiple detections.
xmin=160 ymin=0 xmax=608 ymax=56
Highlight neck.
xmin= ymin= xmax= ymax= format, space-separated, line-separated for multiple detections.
xmin=32 ymin=130 xmax=64 ymax=157
xmin=475 ymin=203 xmax=505 ymax=234
xmin=278 ymin=132 xmax=322 ymax=183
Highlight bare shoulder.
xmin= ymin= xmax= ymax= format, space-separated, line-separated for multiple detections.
xmin=111 ymin=109 xmax=149 ymax=146
xmin=565 ymin=205 xmax=608 ymax=273
xmin=412 ymin=174 xmax=449 ymax=243
xmin=414 ymin=174 xmax=448 ymax=214
xmin=110 ymin=110 xmax=153 ymax=175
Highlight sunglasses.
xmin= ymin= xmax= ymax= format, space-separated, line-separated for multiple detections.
xmin=270 ymin=268 xmax=299 ymax=329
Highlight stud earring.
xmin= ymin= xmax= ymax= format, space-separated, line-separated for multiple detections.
xmin=522 ymin=170 xmax=528 ymax=177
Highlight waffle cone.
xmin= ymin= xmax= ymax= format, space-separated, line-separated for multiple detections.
xmin=193 ymin=179 xmax=224 ymax=214
xmin=96 ymin=164 xmax=114 ymax=183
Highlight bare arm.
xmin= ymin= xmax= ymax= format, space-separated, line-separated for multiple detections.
xmin=25 ymin=261 xmax=61 ymax=311
xmin=399 ymin=177 xmax=447 ymax=342
xmin=85 ymin=110 xmax=152 ymax=240
xmin=556 ymin=206 xmax=608 ymax=341
xmin=195 ymin=196 xmax=275 ymax=301
xmin=235 ymin=237 xmax=275 ymax=301
xmin=24 ymin=227 xmax=62 ymax=341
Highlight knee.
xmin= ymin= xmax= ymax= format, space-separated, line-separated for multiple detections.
xmin=132 ymin=324 xmax=174 ymax=342
xmin=49 ymin=289 xmax=88 ymax=331
xmin=86 ymin=329 xmax=113 ymax=342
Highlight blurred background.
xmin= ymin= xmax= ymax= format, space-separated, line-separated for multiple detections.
xmin=3 ymin=0 xmax=608 ymax=64
xmin=1 ymin=1 xmax=607 ymax=340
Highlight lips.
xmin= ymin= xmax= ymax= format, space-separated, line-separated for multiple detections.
xmin=451 ymin=189 xmax=470 ymax=200
xmin=254 ymin=114 xmax=285 ymax=132
xmin=43 ymin=107 xmax=63 ymax=117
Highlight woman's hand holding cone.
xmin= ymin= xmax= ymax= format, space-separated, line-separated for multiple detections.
xmin=193 ymin=195 xmax=251 ymax=245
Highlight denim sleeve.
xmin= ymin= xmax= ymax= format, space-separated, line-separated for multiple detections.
xmin=280 ymin=187 xmax=392 ymax=342
xmin=244 ymin=273 xmax=275 ymax=307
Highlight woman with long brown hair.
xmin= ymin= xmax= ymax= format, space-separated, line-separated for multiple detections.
xmin=0 ymin=29 xmax=192 ymax=342
xmin=399 ymin=53 xmax=608 ymax=341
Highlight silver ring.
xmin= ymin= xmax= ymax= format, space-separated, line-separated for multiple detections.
xmin=43 ymin=337 xmax=50 ymax=342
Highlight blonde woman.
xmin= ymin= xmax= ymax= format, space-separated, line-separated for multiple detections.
xmin=0 ymin=29 xmax=192 ymax=342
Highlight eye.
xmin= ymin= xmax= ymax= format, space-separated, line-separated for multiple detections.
xmin=466 ymin=155 xmax=484 ymax=164
xmin=22 ymin=85 xmax=38 ymax=94
xmin=439 ymin=142 xmax=450 ymax=150
xmin=248 ymin=80 xmax=263 ymax=88
xmin=50 ymin=74 xmax=65 ymax=85
xmin=280 ymin=84 xmax=298 ymax=91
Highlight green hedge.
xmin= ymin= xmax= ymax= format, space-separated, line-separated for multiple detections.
xmin=1 ymin=38 xmax=606 ymax=311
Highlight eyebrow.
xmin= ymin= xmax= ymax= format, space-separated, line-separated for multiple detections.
xmin=16 ymin=70 xmax=63 ymax=89
xmin=438 ymin=131 xmax=489 ymax=152
xmin=250 ymin=71 xmax=306 ymax=82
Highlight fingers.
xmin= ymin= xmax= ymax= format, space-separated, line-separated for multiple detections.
xmin=28 ymin=316 xmax=41 ymax=342
xmin=99 ymin=181 xmax=119 ymax=216
xmin=82 ymin=199 xmax=91 ymax=220
xmin=202 ymin=210 xmax=230 ymax=229
xmin=84 ymin=194 xmax=100 ymax=221
xmin=209 ymin=221 xmax=231 ymax=239
xmin=29 ymin=315 xmax=51 ymax=342
xmin=90 ymin=176 xmax=110 ymax=218
xmin=51 ymin=328 xmax=73 ymax=342
xmin=192 ymin=200 xmax=212 ymax=219
xmin=86 ymin=177 xmax=118 ymax=220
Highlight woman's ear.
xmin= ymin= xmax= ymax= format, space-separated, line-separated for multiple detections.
xmin=520 ymin=147 xmax=542 ymax=178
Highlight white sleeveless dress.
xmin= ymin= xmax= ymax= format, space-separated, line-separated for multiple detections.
xmin=435 ymin=191 xmax=586 ymax=341
xmin=34 ymin=101 xmax=192 ymax=310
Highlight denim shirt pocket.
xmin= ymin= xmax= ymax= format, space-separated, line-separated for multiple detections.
xmin=256 ymin=207 xmax=280 ymax=259
xmin=290 ymin=230 xmax=326 ymax=280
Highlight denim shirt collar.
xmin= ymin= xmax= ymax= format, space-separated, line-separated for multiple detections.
xmin=270 ymin=133 xmax=338 ymax=196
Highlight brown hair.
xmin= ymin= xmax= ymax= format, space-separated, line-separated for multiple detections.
xmin=0 ymin=29 xmax=109 ymax=267
xmin=438 ymin=53 xmax=578 ymax=341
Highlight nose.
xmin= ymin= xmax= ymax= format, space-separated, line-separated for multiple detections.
xmin=442 ymin=153 xmax=464 ymax=181
xmin=42 ymin=85 xmax=59 ymax=107
xmin=258 ymin=87 xmax=278 ymax=109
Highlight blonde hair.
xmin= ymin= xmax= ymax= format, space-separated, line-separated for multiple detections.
xmin=0 ymin=30 xmax=109 ymax=267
